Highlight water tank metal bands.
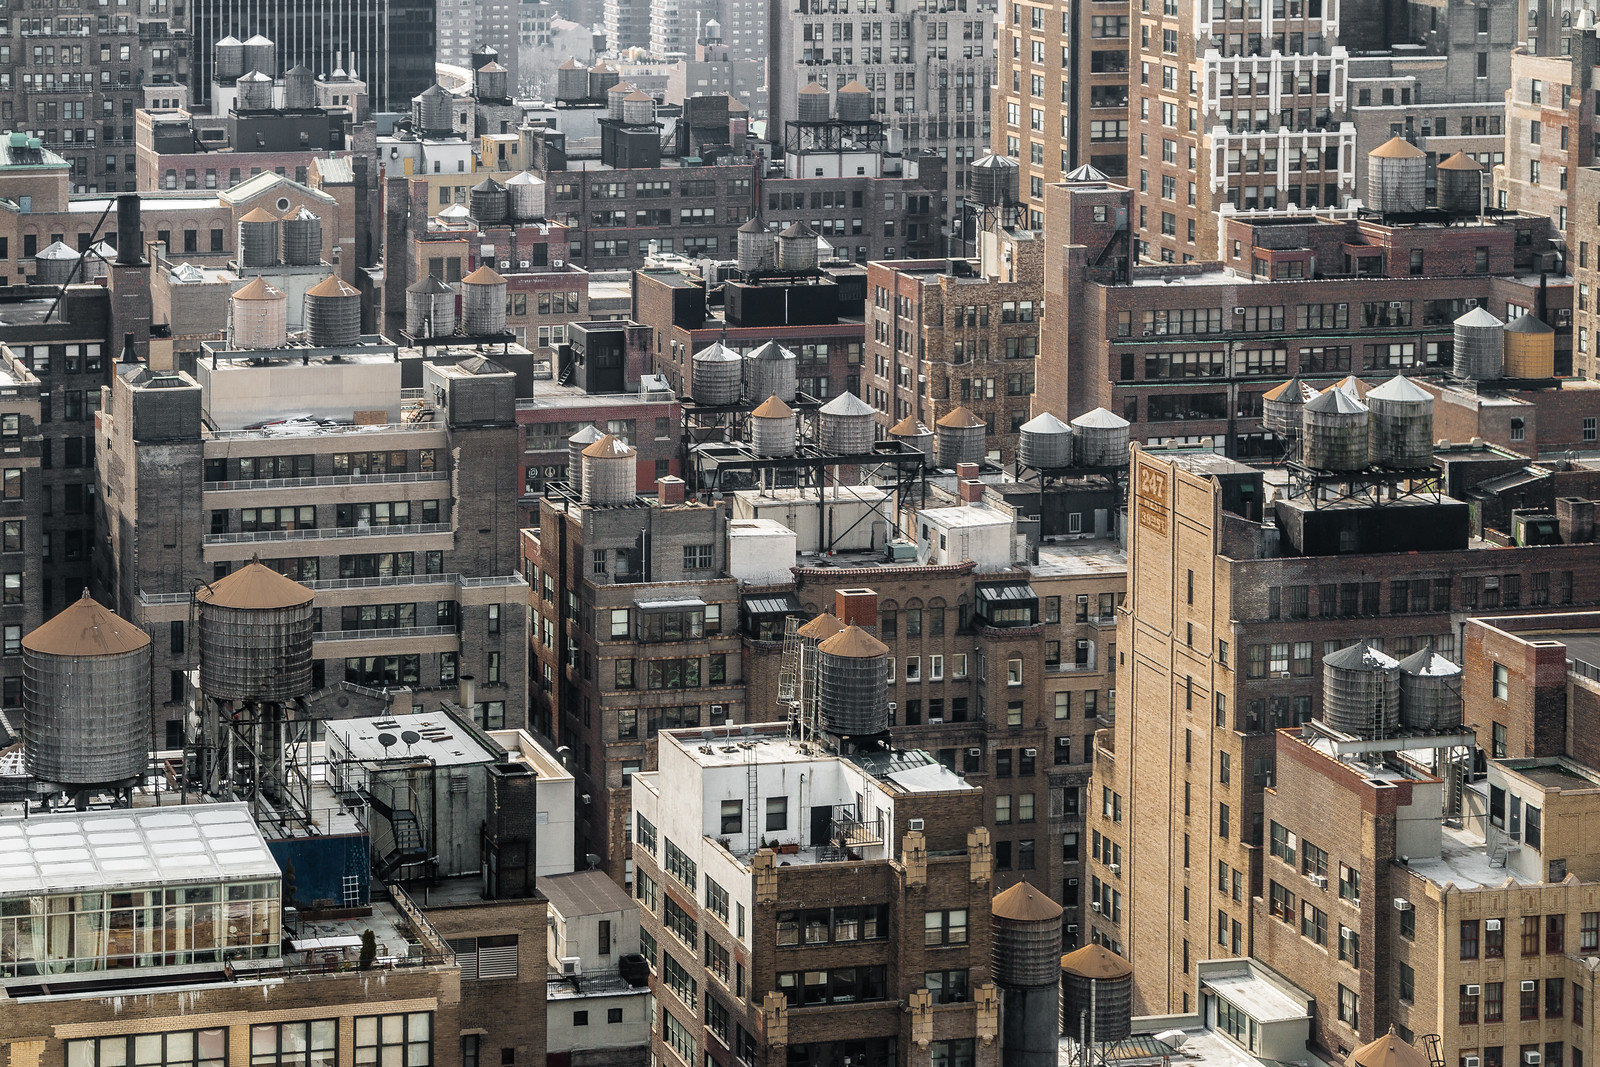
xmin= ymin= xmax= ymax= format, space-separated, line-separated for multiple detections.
xmin=1368 ymin=137 xmax=1426 ymax=214
xmin=816 ymin=626 xmax=890 ymax=736
xmin=751 ymin=396 xmax=796 ymax=457
xmin=1397 ymin=647 xmax=1463 ymax=731
xmin=304 ymin=274 xmax=361 ymax=346
xmin=1018 ymin=412 xmax=1072 ymax=469
xmin=1322 ymin=642 xmax=1401 ymax=738
xmin=744 ymin=342 xmax=798 ymax=403
xmin=461 ymin=264 xmax=508 ymax=336
xmin=197 ymin=562 xmax=315 ymax=704
xmin=281 ymin=208 xmax=322 ymax=266
xmin=232 ymin=276 xmax=289 ymax=349
xmin=1366 ymin=374 xmax=1434 ymax=468
xmin=582 ymin=433 xmax=636 ymax=505
xmin=818 ymin=392 xmax=877 ymax=454
xmin=1452 ymin=307 xmax=1504 ymax=380
xmin=505 ymin=172 xmax=548 ymax=220
xmin=936 ymin=407 xmax=986 ymax=468
xmin=1071 ymin=407 xmax=1130 ymax=467
xmin=405 ymin=275 xmax=456 ymax=338
xmin=568 ymin=424 xmax=605 ymax=489
xmin=1061 ymin=945 xmax=1134 ymax=1044
xmin=1301 ymin=388 xmax=1369 ymax=471
xmin=692 ymin=342 xmax=744 ymax=405
xmin=237 ymin=207 xmax=281 ymax=269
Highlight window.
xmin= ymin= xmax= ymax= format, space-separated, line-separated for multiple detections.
xmin=356 ymin=1015 xmax=432 ymax=1067
xmin=683 ymin=544 xmax=713 ymax=570
xmin=925 ymin=969 xmax=970 ymax=1004
xmin=1338 ymin=985 xmax=1359 ymax=1030
xmin=720 ymin=800 xmax=742 ymax=836
xmin=1462 ymin=985 xmax=1481 ymax=1024
xmin=766 ymin=796 xmax=788 ymax=831
xmin=1338 ymin=864 xmax=1360 ymax=904
xmin=1485 ymin=981 xmax=1504 ymax=1022
xmin=69 ymin=1032 xmax=228 ymax=1067
xmin=1007 ymin=658 xmax=1023 ymax=685
xmin=1494 ymin=663 xmax=1509 ymax=700
xmin=925 ymin=909 xmax=969 ymax=945
xmin=1461 ymin=920 xmax=1480 ymax=959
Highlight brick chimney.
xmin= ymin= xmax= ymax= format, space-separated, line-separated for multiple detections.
xmin=960 ymin=479 xmax=985 ymax=504
xmin=1556 ymin=496 xmax=1595 ymax=543
xmin=835 ymin=588 xmax=878 ymax=629
xmin=656 ymin=476 xmax=686 ymax=504
xmin=955 ymin=462 xmax=979 ymax=482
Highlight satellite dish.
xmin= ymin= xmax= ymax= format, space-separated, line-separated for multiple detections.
xmin=701 ymin=729 xmax=715 ymax=742
xmin=377 ymin=732 xmax=397 ymax=750
xmin=401 ymin=730 xmax=422 ymax=748
xmin=741 ymin=726 xmax=755 ymax=738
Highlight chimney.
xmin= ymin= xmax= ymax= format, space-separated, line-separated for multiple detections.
xmin=116 ymin=194 xmax=144 ymax=266
xmin=1556 ymin=496 xmax=1596 ymax=543
xmin=960 ymin=479 xmax=984 ymax=504
xmin=835 ymin=588 xmax=878 ymax=630
xmin=656 ymin=475 xmax=685 ymax=504
xmin=955 ymin=461 xmax=979 ymax=482
xmin=148 ymin=330 xmax=175 ymax=373
xmin=457 ymin=674 xmax=477 ymax=710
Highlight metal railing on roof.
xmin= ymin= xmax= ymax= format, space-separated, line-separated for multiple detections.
xmin=203 ymin=522 xmax=452 ymax=545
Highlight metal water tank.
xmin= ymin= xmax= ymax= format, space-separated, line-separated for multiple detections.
xmin=737 ymin=218 xmax=776 ymax=272
xmin=214 ymin=36 xmax=246 ymax=82
xmin=798 ymin=612 xmax=845 ymax=644
xmin=1367 ymin=136 xmax=1426 ymax=214
xmin=1301 ymin=387 xmax=1370 ymax=471
xmin=21 ymin=591 xmax=152 ymax=788
xmin=1397 ymin=646 xmax=1463 ymax=731
xmin=1071 ymin=407 xmax=1131 ymax=466
xmin=567 ymin=424 xmax=604 ymax=488
xmin=691 ymin=342 xmax=744 ymax=405
xmin=281 ymin=208 xmax=322 ymax=265
xmin=587 ymin=62 xmax=620 ymax=100
xmin=991 ymin=883 xmax=1064 ymax=987
xmin=235 ymin=70 xmax=274 ymax=111
xmin=816 ymin=625 xmax=891 ymax=736
xmin=231 ymin=276 xmax=289 ymax=349
xmin=889 ymin=415 xmax=935 ymax=467
xmin=1452 ymin=306 xmax=1504 ymax=379
xmin=237 ymin=207 xmax=281 ymax=267
xmin=1436 ymin=152 xmax=1483 ymax=215
xmin=1018 ymin=412 xmax=1073 ymax=469
xmin=1060 ymin=945 xmax=1135 ymax=1043
xmin=469 ymin=178 xmax=509 ymax=224
xmin=461 ymin=264 xmax=508 ymax=335
xmin=475 ymin=61 xmax=510 ymax=101
xmin=797 ymin=83 xmax=830 ymax=122
xmin=1322 ymin=642 xmax=1401 ymax=738
xmin=413 ymin=84 xmax=455 ymax=136
xmin=581 ymin=433 xmax=637 ymax=505
xmin=835 ymin=80 xmax=871 ymax=122
xmin=282 ymin=64 xmax=316 ymax=109
xmin=471 ymin=44 xmax=500 ymax=70
xmin=198 ymin=561 xmax=315 ymax=702
xmin=818 ymin=391 xmax=877 ymax=453
xmin=1503 ymin=313 xmax=1556 ymax=378
xmin=622 ymin=90 xmax=655 ymax=125
xmin=404 ymin=275 xmax=456 ymax=337
xmin=750 ymin=396 xmax=797 ymax=457
xmin=1262 ymin=378 xmax=1317 ymax=436
xmin=33 ymin=241 xmax=81 ymax=285
xmin=505 ymin=172 xmax=548 ymax=219
xmin=1330 ymin=375 xmax=1371 ymax=404
xmin=556 ymin=58 xmax=588 ymax=102
xmin=241 ymin=34 xmax=276 ymax=78
xmin=970 ymin=153 xmax=1021 ymax=207
xmin=1367 ymin=374 xmax=1434 ymax=467
xmin=606 ymin=81 xmax=634 ymax=120
xmin=304 ymin=274 xmax=362 ymax=346
xmin=936 ymin=406 xmax=986 ymax=467
xmin=743 ymin=341 xmax=798 ymax=402
xmin=776 ymin=223 xmax=818 ymax=272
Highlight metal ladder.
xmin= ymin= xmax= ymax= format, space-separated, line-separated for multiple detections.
xmin=745 ymin=743 xmax=759 ymax=851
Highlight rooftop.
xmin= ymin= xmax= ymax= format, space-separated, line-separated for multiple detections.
xmin=0 ymin=803 xmax=279 ymax=898
xmin=325 ymin=712 xmax=500 ymax=768
xmin=539 ymin=869 xmax=635 ymax=919
xmin=1030 ymin=539 xmax=1129 ymax=578
xmin=664 ymin=723 xmax=973 ymax=795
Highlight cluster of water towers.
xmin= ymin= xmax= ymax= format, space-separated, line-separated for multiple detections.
xmin=212 ymin=35 xmax=321 ymax=111
xmin=1262 ymin=302 xmax=1555 ymax=472
xmin=16 ymin=562 xmax=315 ymax=806
xmin=987 ymin=880 xmax=1138 ymax=1067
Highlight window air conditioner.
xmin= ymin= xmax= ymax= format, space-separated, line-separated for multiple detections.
xmin=1522 ymin=981 xmax=1538 ymax=992
xmin=968 ymin=748 xmax=982 ymax=757
xmin=909 ymin=818 xmax=925 ymax=831
xmin=1109 ymin=863 xmax=1121 ymax=874
xmin=1024 ymin=748 xmax=1037 ymax=757
xmin=1466 ymin=985 xmax=1481 ymax=996
xmin=1090 ymin=901 xmax=1102 ymax=912
xmin=1308 ymin=874 xmax=1328 ymax=888
xmin=1486 ymin=919 xmax=1502 ymax=931
xmin=1393 ymin=898 xmax=1412 ymax=911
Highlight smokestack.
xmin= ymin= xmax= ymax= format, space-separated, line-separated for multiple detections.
xmin=119 ymin=333 xmax=139 ymax=363
xmin=116 ymin=194 xmax=144 ymax=265
xmin=457 ymin=674 xmax=477 ymax=711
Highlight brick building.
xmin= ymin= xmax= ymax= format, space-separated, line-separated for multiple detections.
xmin=865 ymin=224 xmax=1044 ymax=463
xmin=0 ymin=345 xmax=45 ymax=709
xmin=630 ymin=723 xmax=1000 ymax=1067
xmin=1038 ymin=176 xmax=1572 ymax=454
xmin=526 ymin=482 xmax=743 ymax=880
xmin=1251 ymin=610 xmax=1600 ymax=1062
xmin=96 ymin=342 xmax=529 ymax=744
xmin=1087 ymin=444 xmax=1600 ymax=1015
xmin=633 ymin=266 xmax=868 ymax=403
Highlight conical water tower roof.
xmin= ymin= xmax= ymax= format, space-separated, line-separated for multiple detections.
xmin=817 ymin=624 xmax=888 ymax=658
xmin=1347 ymin=1028 xmax=1433 ymax=1067
xmin=936 ymin=406 xmax=984 ymax=428
xmin=23 ymin=590 xmax=150 ymax=656
xmin=1020 ymin=412 xmax=1070 ymax=433
xmin=752 ymin=395 xmax=794 ymax=418
xmin=463 ymin=264 xmax=507 ymax=285
xmin=582 ymin=433 xmax=636 ymax=458
xmin=992 ymin=881 xmax=1063 ymax=922
xmin=1370 ymin=136 xmax=1425 ymax=158
xmin=1060 ymin=943 xmax=1133 ymax=979
xmin=306 ymin=274 xmax=358 ymax=298
xmin=797 ymin=613 xmax=846 ymax=640
xmin=233 ymin=276 xmax=285 ymax=301
xmin=198 ymin=560 xmax=314 ymax=610
xmin=1454 ymin=307 xmax=1503 ymax=328
xmin=819 ymin=392 xmax=875 ymax=416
